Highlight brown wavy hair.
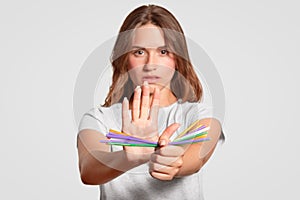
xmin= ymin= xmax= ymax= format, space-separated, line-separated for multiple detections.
xmin=103 ymin=4 xmax=203 ymax=107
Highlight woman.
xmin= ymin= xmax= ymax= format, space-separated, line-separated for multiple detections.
xmin=77 ymin=4 xmax=223 ymax=200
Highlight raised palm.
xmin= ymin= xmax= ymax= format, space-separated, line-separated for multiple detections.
xmin=122 ymin=83 xmax=160 ymax=141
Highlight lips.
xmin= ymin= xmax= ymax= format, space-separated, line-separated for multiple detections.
xmin=142 ymin=76 xmax=160 ymax=83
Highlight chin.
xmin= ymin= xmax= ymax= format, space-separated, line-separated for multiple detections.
xmin=149 ymin=83 xmax=170 ymax=94
xmin=149 ymin=84 xmax=157 ymax=94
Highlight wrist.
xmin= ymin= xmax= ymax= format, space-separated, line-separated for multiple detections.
xmin=123 ymin=146 xmax=153 ymax=164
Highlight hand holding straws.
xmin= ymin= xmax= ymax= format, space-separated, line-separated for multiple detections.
xmin=100 ymin=120 xmax=210 ymax=147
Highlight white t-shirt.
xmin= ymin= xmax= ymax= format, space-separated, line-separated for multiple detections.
xmin=78 ymin=100 xmax=215 ymax=200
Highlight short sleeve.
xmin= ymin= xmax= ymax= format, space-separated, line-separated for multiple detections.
xmin=188 ymin=103 xmax=214 ymax=123
xmin=78 ymin=108 xmax=108 ymax=135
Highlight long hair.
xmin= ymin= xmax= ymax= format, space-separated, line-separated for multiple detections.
xmin=103 ymin=5 xmax=202 ymax=107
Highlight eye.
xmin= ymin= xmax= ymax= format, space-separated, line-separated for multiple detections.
xmin=134 ymin=49 xmax=145 ymax=56
xmin=160 ymin=49 xmax=168 ymax=55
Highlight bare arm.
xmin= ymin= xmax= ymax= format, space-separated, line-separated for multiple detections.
xmin=77 ymin=83 xmax=161 ymax=185
xmin=77 ymin=129 xmax=152 ymax=185
xmin=176 ymin=118 xmax=222 ymax=176
xmin=149 ymin=118 xmax=222 ymax=180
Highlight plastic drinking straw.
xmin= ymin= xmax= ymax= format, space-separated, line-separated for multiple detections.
xmin=109 ymin=129 xmax=131 ymax=136
xmin=183 ymin=125 xmax=206 ymax=135
xmin=106 ymin=132 xmax=157 ymax=144
xmin=191 ymin=134 xmax=208 ymax=140
xmin=174 ymin=132 xmax=207 ymax=142
xmin=170 ymin=137 xmax=210 ymax=145
xmin=174 ymin=120 xmax=202 ymax=140
xmin=107 ymin=131 xmax=157 ymax=144
xmin=106 ymin=142 xmax=158 ymax=147
xmin=100 ymin=139 xmax=144 ymax=144
xmin=102 ymin=121 xmax=211 ymax=147
xmin=173 ymin=127 xmax=210 ymax=142
xmin=100 ymin=139 xmax=158 ymax=145
xmin=100 ymin=136 xmax=210 ymax=147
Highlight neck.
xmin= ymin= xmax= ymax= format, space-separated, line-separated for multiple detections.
xmin=158 ymin=87 xmax=177 ymax=107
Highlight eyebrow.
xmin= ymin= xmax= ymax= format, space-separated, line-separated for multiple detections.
xmin=131 ymin=45 xmax=167 ymax=49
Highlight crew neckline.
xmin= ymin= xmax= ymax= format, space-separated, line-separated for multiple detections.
xmin=159 ymin=99 xmax=182 ymax=110
xmin=102 ymin=99 xmax=182 ymax=111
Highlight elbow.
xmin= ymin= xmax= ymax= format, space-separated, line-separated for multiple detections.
xmin=191 ymin=161 xmax=204 ymax=175
xmin=81 ymin=177 xmax=93 ymax=185
xmin=80 ymin=167 xmax=109 ymax=185
xmin=80 ymin=169 xmax=98 ymax=185
xmin=194 ymin=163 xmax=204 ymax=174
xmin=79 ymin=164 xmax=102 ymax=185
xmin=80 ymin=176 xmax=96 ymax=186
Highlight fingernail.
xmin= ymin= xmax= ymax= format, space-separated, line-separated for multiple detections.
xmin=143 ymin=81 xmax=148 ymax=86
xmin=135 ymin=85 xmax=141 ymax=91
xmin=159 ymin=140 xmax=166 ymax=146
xmin=123 ymin=97 xmax=128 ymax=102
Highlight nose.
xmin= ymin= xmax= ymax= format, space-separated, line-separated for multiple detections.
xmin=143 ymin=52 xmax=157 ymax=71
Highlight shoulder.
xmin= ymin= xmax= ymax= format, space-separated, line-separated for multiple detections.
xmin=84 ymin=103 xmax=122 ymax=119
xmin=181 ymin=101 xmax=226 ymax=141
xmin=78 ymin=103 xmax=123 ymax=133
xmin=180 ymin=101 xmax=213 ymax=115
xmin=176 ymin=101 xmax=214 ymax=125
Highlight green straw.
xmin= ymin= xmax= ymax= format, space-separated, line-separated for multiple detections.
xmin=174 ymin=120 xmax=202 ymax=140
xmin=173 ymin=131 xmax=208 ymax=142
xmin=107 ymin=142 xmax=158 ymax=147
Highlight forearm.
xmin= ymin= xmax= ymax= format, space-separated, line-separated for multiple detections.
xmin=80 ymin=149 xmax=151 ymax=185
xmin=78 ymin=130 xmax=153 ymax=185
xmin=175 ymin=143 xmax=217 ymax=177
xmin=175 ymin=118 xmax=221 ymax=177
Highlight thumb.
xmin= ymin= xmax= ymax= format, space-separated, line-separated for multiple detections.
xmin=159 ymin=123 xmax=181 ymax=147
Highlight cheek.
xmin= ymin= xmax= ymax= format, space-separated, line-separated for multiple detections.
xmin=162 ymin=57 xmax=176 ymax=69
xmin=128 ymin=56 xmax=144 ymax=70
xmin=159 ymin=66 xmax=175 ymax=83
xmin=128 ymin=67 xmax=143 ymax=86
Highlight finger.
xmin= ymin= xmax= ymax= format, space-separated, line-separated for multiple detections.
xmin=151 ymin=153 xmax=183 ymax=167
xmin=158 ymin=123 xmax=180 ymax=146
xmin=149 ymin=87 xmax=160 ymax=121
xmin=132 ymin=86 xmax=141 ymax=121
xmin=122 ymin=97 xmax=130 ymax=126
xmin=140 ymin=81 xmax=150 ymax=120
xmin=150 ymin=171 xmax=174 ymax=181
xmin=149 ymin=161 xmax=176 ymax=174
xmin=157 ymin=145 xmax=185 ymax=157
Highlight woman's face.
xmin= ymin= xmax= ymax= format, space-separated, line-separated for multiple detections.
xmin=127 ymin=23 xmax=176 ymax=93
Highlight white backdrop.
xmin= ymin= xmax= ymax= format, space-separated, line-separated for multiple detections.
xmin=1 ymin=0 xmax=299 ymax=199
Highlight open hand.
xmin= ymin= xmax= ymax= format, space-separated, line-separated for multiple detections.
xmin=122 ymin=81 xmax=160 ymax=156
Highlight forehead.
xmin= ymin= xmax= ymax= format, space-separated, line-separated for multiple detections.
xmin=131 ymin=25 xmax=165 ymax=48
